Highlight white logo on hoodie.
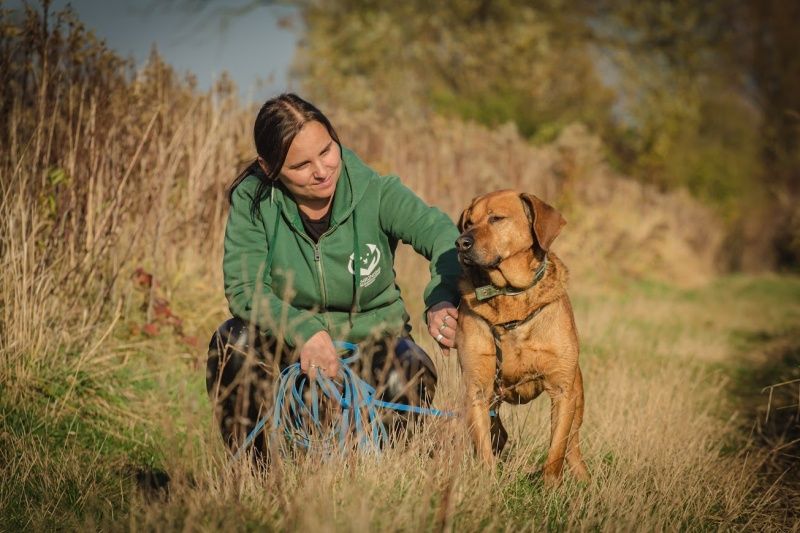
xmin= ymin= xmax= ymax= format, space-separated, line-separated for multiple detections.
xmin=348 ymin=243 xmax=382 ymax=287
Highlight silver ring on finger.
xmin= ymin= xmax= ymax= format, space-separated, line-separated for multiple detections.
xmin=443 ymin=315 xmax=450 ymax=325
xmin=436 ymin=333 xmax=445 ymax=343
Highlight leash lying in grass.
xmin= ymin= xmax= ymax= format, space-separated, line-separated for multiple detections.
xmin=231 ymin=342 xmax=459 ymax=462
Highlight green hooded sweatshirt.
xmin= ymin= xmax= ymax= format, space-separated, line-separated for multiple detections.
xmin=223 ymin=146 xmax=461 ymax=348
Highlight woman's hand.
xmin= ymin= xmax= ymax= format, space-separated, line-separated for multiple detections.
xmin=299 ymin=330 xmax=340 ymax=380
xmin=427 ymin=301 xmax=458 ymax=356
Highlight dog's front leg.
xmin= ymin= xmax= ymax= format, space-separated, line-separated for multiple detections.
xmin=543 ymin=381 xmax=578 ymax=485
xmin=465 ymin=377 xmax=495 ymax=464
xmin=457 ymin=313 xmax=497 ymax=465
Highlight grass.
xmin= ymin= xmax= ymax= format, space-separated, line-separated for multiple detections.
xmin=5 ymin=260 xmax=799 ymax=530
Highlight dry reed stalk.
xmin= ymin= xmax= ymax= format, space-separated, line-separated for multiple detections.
xmin=0 ymin=3 xmax=247 ymax=403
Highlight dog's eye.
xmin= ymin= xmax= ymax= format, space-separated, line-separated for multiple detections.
xmin=488 ymin=215 xmax=505 ymax=224
xmin=463 ymin=221 xmax=473 ymax=229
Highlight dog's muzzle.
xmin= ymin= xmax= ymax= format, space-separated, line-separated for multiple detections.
xmin=455 ymin=233 xmax=474 ymax=252
xmin=456 ymin=232 xmax=476 ymax=265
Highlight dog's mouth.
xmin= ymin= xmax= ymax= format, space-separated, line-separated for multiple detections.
xmin=458 ymin=251 xmax=502 ymax=269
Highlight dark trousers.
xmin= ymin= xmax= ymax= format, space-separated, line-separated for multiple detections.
xmin=206 ymin=317 xmax=438 ymax=457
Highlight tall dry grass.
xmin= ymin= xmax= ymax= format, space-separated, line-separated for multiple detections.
xmin=0 ymin=5 xmax=249 ymax=526
xmin=1 ymin=3 xmax=794 ymax=531
xmin=1 ymin=4 xmax=247 ymax=397
xmin=113 ymin=278 xmax=792 ymax=531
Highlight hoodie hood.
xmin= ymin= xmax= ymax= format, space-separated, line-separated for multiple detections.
xmin=269 ymin=146 xmax=371 ymax=315
xmin=271 ymin=146 xmax=372 ymax=235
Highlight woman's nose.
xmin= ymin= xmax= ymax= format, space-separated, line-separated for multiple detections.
xmin=312 ymin=159 xmax=326 ymax=178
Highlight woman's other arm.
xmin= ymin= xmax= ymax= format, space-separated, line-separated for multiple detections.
xmin=378 ymin=176 xmax=461 ymax=352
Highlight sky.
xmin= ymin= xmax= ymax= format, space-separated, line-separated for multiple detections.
xmin=14 ymin=0 xmax=300 ymax=102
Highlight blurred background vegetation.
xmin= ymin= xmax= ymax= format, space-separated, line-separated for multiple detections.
xmin=295 ymin=0 xmax=800 ymax=270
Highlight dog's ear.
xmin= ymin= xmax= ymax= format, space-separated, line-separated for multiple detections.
xmin=457 ymin=207 xmax=470 ymax=233
xmin=520 ymin=193 xmax=566 ymax=252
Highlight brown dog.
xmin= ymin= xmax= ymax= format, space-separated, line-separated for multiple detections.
xmin=454 ymin=190 xmax=588 ymax=485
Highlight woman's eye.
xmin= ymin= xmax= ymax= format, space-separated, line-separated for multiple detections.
xmin=488 ymin=215 xmax=505 ymax=224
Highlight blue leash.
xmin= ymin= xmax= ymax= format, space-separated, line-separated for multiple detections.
xmin=231 ymin=341 xmax=458 ymax=462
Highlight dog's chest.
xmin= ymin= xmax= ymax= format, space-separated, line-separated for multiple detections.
xmin=491 ymin=327 xmax=549 ymax=397
xmin=496 ymin=331 xmax=546 ymax=379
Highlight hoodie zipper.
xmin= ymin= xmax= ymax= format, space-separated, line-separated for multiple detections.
xmin=296 ymin=229 xmax=335 ymax=332
xmin=292 ymin=204 xmax=352 ymax=331
xmin=313 ymin=242 xmax=329 ymax=311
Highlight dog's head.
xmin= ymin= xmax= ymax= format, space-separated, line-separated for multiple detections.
xmin=456 ymin=190 xmax=565 ymax=269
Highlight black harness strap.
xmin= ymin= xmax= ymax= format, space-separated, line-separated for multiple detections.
xmin=488 ymin=303 xmax=549 ymax=405
xmin=473 ymin=253 xmax=551 ymax=407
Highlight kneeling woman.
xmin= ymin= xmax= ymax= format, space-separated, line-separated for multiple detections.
xmin=207 ymin=94 xmax=460 ymax=458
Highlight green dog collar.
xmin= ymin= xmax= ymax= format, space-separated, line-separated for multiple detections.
xmin=474 ymin=255 xmax=548 ymax=302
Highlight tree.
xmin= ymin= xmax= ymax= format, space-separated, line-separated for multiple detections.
xmin=295 ymin=0 xmax=616 ymax=142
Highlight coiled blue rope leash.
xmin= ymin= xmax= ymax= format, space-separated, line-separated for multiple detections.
xmin=231 ymin=341 xmax=458 ymax=462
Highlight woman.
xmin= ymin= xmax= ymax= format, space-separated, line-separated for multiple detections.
xmin=207 ymin=93 xmax=460 ymax=457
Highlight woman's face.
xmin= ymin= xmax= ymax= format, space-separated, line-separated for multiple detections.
xmin=273 ymin=120 xmax=341 ymax=207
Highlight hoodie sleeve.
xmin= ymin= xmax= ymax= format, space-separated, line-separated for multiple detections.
xmin=223 ymin=180 xmax=326 ymax=348
xmin=378 ymin=176 xmax=461 ymax=317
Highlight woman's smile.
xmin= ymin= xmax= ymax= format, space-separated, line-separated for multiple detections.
xmin=312 ymin=173 xmax=333 ymax=188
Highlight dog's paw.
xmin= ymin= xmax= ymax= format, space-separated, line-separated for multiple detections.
xmin=524 ymin=464 xmax=565 ymax=488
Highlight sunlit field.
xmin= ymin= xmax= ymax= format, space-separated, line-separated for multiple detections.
xmin=2 ymin=5 xmax=799 ymax=531
xmin=5 ymin=245 xmax=799 ymax=530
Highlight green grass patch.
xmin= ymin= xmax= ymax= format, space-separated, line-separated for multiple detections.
xmin=0 ymin=349 xmax=167 ymax=530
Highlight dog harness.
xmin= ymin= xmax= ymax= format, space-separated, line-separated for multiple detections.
xmin=477 ymin=255 xmax=551 ymax=405
xmin=489 ymin=303 xmax=549 ymax=405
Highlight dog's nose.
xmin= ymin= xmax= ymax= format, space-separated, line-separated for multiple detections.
xmin=456 ymin=234 xmax=474 ymax=252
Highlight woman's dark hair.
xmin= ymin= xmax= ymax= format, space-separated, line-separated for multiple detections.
xmin=228 ymin=93 xmax=340 ymax=219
